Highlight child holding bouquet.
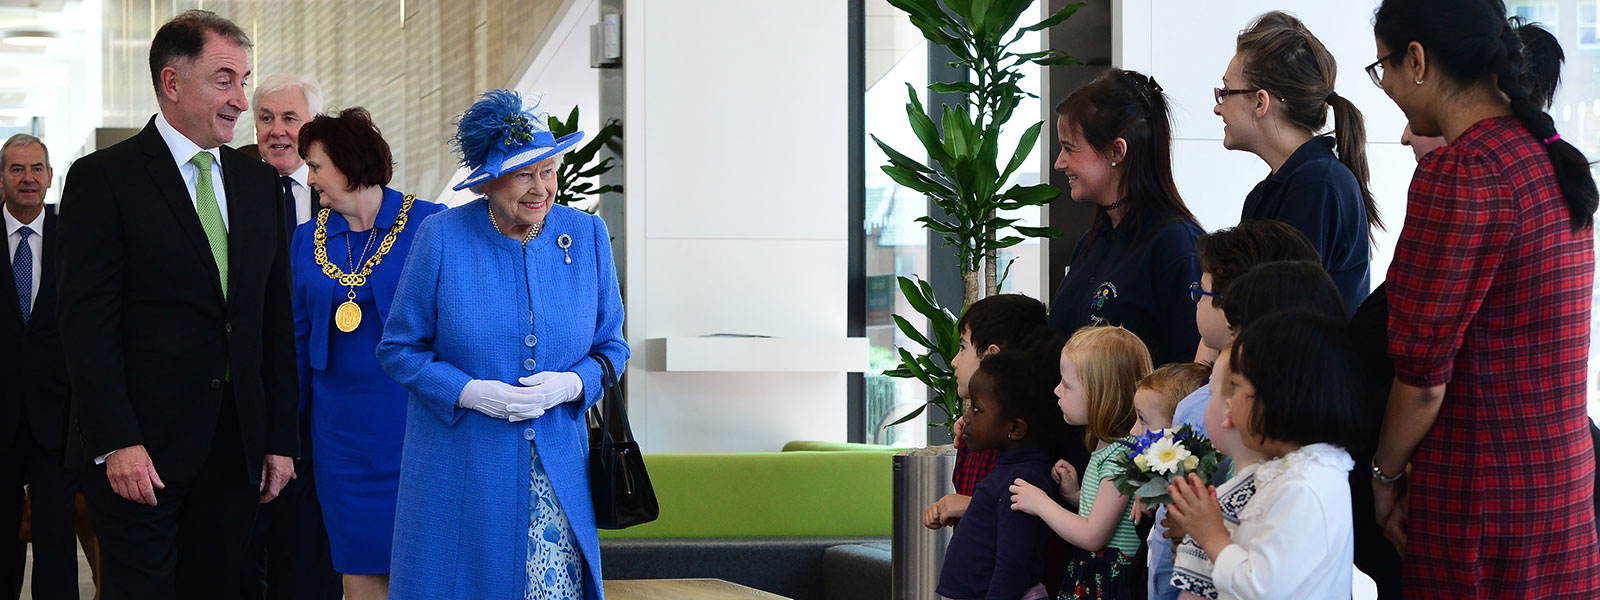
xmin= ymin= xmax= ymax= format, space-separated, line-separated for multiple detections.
xmin=936 ymin=334 xmax=1070 ymax=600
xmin=1009 ymin=326 xmax=1151 ymax=599
xmin=1166 ymin=311 xmax=1365 ymax=599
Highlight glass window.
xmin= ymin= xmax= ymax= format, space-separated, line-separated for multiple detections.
xmin=1580 ymin=1 xmax=1599 ymax=48
xmin=1507 ymin=0 xmax=1560 ymax=30
xmin=864 ymin=0 xmax=930 ymax=447
xmin=996 ymin=1 xmax=1045 ymax=300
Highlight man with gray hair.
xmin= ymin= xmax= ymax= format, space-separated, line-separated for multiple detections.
xmin=253 ymin=73 xmax=322 ymax=237
xmin=0 ymin=133 xmax=82 ymax=599
xmin=57 ymin=10 xmax=298 ymax=598
xmin=240 ymin=74 xmax=341 ymax=600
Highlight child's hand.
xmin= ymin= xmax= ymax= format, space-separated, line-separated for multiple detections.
xmin=953 ymin=416 xmax=967 ymax=442
xmin=1009 ymin=478 xmax=1054 ymax=516
xmin=1051 ymin=460 xmax=1080 ymax=499
xmin=922 ymin=493 xmax=971 ymax=530
xmin=1167 ymin=473 xmax=1228 ymax=553
xmin=1130 ymin=498 xmax=1156 ymax=525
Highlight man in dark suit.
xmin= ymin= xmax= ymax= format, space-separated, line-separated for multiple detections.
xmin=238 ymin=72 xmax=340 ymax=600
xmin=1 ymin=134 xmax=81 ymax=599
xmin=56 ymin=10 xmax=298 ymax=599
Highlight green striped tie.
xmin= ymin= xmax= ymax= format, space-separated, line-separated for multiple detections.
xmin=190 ymin=151 xmax=228 ymax=299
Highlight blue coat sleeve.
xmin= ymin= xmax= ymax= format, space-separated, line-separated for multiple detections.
xmin=986 ymin=473 xmax=1049 ymax=600
xmin=376 ymin=216 xmax=474 ymax=425
xmin=1149 ymin=223 xmax=1203 ymax=365
xmin=567 ymin=213 xmax=630 ymax=412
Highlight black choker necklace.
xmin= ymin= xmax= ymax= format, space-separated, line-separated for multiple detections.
xmin=1104 ymin=198 xmax=1128 ymax=212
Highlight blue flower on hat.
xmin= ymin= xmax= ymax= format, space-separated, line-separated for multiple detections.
xmin=450 ymin=89 xmax=585 ymax=192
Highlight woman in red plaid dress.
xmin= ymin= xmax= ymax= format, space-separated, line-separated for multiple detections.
xmin=1368 ymin=1 xmax=1600 ymax=597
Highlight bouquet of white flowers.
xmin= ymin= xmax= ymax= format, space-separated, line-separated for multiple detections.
xmin=1110 ymin=425 xmax=1223 ymax=505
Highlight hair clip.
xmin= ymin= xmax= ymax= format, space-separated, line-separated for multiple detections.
xmin=1544 ymin=134 xmax=1562 ymax=144
xmin=557 ymin=234 xmax=573 ymax=264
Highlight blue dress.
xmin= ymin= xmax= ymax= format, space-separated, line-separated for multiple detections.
xmin=291 ymin=188 xmax=446 ymax=574
xmin=378 ymin=200 xmax=627 ymax=600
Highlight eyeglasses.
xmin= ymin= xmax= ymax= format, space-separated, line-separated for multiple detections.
xmin=1365 ymin=50 xmax=1404 ymax=88
xmin=1189 ymin=282 xmax=1223 ymax=303
xmin=1213 ymin=87 xmax=1258 ymax=105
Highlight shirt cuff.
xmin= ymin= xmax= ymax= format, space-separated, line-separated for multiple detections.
xmin=94 ymin=449 xmax=118 ymax=465
xmin=1210 ymin=543 xmax=1245 ymax=593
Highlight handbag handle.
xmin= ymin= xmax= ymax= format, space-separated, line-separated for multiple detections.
xmin=589 ymin=354 xmax=636 ymax=445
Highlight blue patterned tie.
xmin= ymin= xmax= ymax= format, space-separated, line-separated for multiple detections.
xmin=13 ymin=225 xmax=31 ymax=324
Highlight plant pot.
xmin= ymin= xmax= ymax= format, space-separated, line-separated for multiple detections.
xmin=892 ymin=446 xmax=957 ymax=600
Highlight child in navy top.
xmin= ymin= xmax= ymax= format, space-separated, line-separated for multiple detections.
xmin=937 ymin=334 xmax=1069 ymax=600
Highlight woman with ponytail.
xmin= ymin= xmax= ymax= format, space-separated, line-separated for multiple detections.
xmin=1368 ymin=0 xmax=1600 ymax=597
xmin=1214 ymin=11 xmax=1376 ymax=314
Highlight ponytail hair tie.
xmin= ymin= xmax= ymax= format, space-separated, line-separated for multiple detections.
xmin=1325 ymin=91 xmax=1338 ymax=104
xmin=1544 ymin=134 xmax=1562 ymax=144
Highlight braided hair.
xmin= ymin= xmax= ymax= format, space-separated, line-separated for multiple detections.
xmin=1375 ymin=0 xmax=1597 ymax=231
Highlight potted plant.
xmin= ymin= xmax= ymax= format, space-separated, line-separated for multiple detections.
xmin=548 ymin=106 xmax=623 ymax=212
xmin=871 ymin=2 xmax=1081 ymax=597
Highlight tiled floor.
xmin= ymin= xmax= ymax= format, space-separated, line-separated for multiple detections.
xmin=19 ymin=544 xmax=98 ymax=599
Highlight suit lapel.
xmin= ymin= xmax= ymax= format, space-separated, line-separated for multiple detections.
xmin=136 ymin=120 xmax=224 ymax=302
xmin=0 ymin=215 xmax=19 ymax=327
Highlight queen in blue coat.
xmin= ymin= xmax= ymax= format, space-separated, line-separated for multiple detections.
xmin=291 ymin=108 xmax=447 ymax=598
xmin=377 ymin=90 xmax=627 ymax=600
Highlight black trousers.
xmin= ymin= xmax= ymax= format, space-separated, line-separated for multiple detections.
xmin=0 ymin=428 xmax=82 ymax=600
xmin=237 ymin=416 xmax=340 ymax=600
xmin=84 ymin=393 xmax=258 ymax=600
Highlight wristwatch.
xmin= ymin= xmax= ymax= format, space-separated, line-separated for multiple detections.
xmin=1371 ymin=459 xmax=1405 ymax=484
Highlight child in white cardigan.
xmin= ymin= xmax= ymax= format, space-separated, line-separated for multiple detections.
xmin=1166 ymin=310 xmax=1365 ymax=600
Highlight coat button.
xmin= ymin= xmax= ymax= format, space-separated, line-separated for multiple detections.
xmin=523 ymin=428 xmax=535 ymax=441
xmin=524 ymin=334 xmax=538 ymax=347
xmin=523 ymin=358 xmax=536 ymax=371
xmin=224 ymin=322 xmax=232 ymax=333
xmin=210 ymin=379 xmax=222 ymax=389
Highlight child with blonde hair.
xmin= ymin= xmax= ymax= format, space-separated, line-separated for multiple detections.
xmin=1011 ymin=326 xmax=1151 ymax=599
xmin=1132 ymin=363 xmax=1211 ymax=436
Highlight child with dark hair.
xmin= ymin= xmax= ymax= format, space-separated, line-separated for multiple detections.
xmin=1167 ymin=311 xmax=1365 ymax=599
xmin=936 ymin=335 xmax=1070 ymax=600
xmin=1218 ymin=261 xmax=1345 ymax=332
xmin=925 ymin=294 xmax=1050 ymax=531
xmin=1149 ymin=220 xmax=1319 ymax=600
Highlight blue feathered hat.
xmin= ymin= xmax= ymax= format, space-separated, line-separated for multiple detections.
xmin=450 ymin=89 xmax=584 ymax=192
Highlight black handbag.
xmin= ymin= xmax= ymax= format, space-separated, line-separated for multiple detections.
xmin=587 ymin=354 xmax=659 ymax=529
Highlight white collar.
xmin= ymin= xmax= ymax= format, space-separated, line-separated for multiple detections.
xmin=287 ymin=162 xmax=309 ymax=188
xmin=3 ymin=202 xmax=43 ymax=238
xmin=154 ymin=111 xmax=222 ymax=172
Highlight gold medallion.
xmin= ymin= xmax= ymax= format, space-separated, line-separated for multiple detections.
xmin=335 ymin=300 xmax=362 ymax=333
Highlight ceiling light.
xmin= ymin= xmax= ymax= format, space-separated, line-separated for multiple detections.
xmin=3 ymin=30 xmax=60 ymax=47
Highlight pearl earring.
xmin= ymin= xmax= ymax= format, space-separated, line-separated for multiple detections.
xmin=1415 ymin=78 xmax=1423 ymax=85
xmin=1110 ymin=161 xmax=1118 ymax=167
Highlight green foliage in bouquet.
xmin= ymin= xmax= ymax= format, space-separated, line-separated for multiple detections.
xmin=1111 ymin=425 xmax=1224 ymax=505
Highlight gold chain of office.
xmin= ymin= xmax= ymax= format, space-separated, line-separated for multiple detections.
xmin=312 ymin=194 xmax=417 ymax=287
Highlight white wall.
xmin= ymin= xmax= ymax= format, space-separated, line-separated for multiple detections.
xmin=1115 ymin=0 xmax=1414 ymax=284
xmin=623 ymin=0 xmax=852 ymax=452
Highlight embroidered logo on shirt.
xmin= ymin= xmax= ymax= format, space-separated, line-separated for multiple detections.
xmin=1091 ymin=282 xmax=1118 ymax=311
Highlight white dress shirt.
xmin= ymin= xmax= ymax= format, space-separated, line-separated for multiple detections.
xmin=4 ymin=204 xmax=42 ymax=313
xmin=285 ymin=162 xmax=313 ymax=226
xmin=153 ymin=112 xmax=229 ymax=229
xmin=1211 ymin=443 xmax=1357 ymax=600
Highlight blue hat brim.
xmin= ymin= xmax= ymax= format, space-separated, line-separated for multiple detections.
xmin=452 ymin=130 xmax=586 ymax=191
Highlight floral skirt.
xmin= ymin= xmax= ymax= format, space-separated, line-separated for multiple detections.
xmin=526 ymin=441 xmax=586 ymax=600
xmin=1057 ymin=547 xmax=1134 ymax=600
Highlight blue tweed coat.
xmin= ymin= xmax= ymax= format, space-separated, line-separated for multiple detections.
xmin=377 ymin=200 xmax=627 ymax=599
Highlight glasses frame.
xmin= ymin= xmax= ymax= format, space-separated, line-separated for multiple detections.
xmin=1189 ymin=282 xmax=1224 ymax=303
xmin=1213 ymin=87 xmax=1258 ymax=105
xmin=1365 ymin=50 xmax=1405 ymax=88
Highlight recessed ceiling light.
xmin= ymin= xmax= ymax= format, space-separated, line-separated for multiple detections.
xmin=3 ymin=30 xmax=60 ymax=47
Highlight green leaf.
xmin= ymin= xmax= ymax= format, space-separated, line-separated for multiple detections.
xmin=1000 ymin=121 xmax=1044 ymax=184
xmin=928 ymin=81 xmax=981 ymax=96
xmin=941 ymin=106 xmax=971 ymax=160
xmin=1135 ymin=477 xmax=1170 ymax=498
xmin=870 ymin=134 xmax=935 ymax=175
xmin=1001 ymin=183 xmax=1060 ymax=205
xmin=897 ymin=276 xmax=943 ymax=321
xmin=992 ymin=235 xmax=1026 ymax=249
xmin=1018 ymin=1 xmax=1083 ymax=34
xmin=1037 ymin=55 xmax=1084 ymax=67
xmin=1014 ymin=225 xmax=1063 ymax=238
xmin=884 ymin=404 xmax=929 ymax=428
xmin=892 ymin=314 xmax=937 ymax=350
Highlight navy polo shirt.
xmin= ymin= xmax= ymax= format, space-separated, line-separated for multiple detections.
xmin=1048 ymin=209 xmax=1203 ymax=367
xmin=1241 ymin=136 xmax=1371 ymax=313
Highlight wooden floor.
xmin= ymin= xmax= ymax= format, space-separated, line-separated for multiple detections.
xmin=19 ymin=544 xmax=98 ymax=599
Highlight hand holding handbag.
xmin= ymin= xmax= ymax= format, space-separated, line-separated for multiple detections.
xmin=588 ymin=354 xmax=658 ymax=529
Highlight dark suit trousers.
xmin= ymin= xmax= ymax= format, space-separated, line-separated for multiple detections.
xmin=238 ymin=416 xmax=339 ymax=600
xmin=84 ymin=390 xmax=257 ymax=600
xmin=0 ymin=419 xmax=82 ymax=600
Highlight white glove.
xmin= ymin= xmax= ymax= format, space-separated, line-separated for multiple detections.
xmin=457 ymin=379 xmax=546 ymax=421
xmin=516 ymin=371 xmax=584 ymax=414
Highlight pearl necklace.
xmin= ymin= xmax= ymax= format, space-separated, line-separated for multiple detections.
xmin=488 ymin=203 xmax=543 ymax=245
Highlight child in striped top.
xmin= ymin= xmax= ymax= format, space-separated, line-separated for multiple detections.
xmin=1010 ymin=326 xmax=1153 ymax=600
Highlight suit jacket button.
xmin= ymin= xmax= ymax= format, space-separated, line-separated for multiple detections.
xmin=224 ymin=322 xmax=232 ymax=333
xmin=210 ymin=379 xmax=222 ymax=389
xmin=523 ymin=428 xmax=536 ymax=441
